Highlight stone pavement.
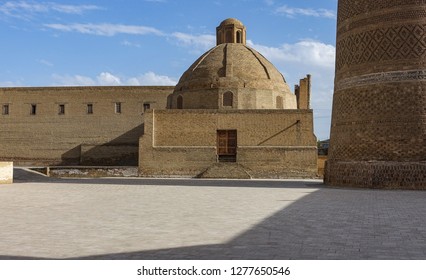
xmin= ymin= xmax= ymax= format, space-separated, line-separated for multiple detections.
xmin=0 ymin=168 xmax=426 ymax=260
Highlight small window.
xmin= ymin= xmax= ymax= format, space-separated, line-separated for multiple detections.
xmin=177 ymin=95 xmax=183 ymax=109
xmin=58 ymin=104 xmax=65 ymax=115
xmin=143 ymin=103 xmax=150 ymax=112
xmin=223 ymin=91 xmax=233 ymax=107
xmin=115 ymin=102 xmax=122 ymax=114
xmin=236 ymin=31 xmax=242 ymax=43
xmin=30 ymin=104 xmax=37 ymax=115
xmin=2 ymin=104 xmax=9 ymax=115
xmin=87 ymin=104 xmax=93 ymax=114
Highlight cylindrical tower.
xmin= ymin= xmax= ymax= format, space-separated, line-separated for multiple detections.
xmin=325 ymin=0 xmax=426 ymax=188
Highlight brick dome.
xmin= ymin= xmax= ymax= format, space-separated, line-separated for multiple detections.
xmin=219 ymin=18 xmax=244 ymax=27
xmin=168 ymin=19 xmax=296 ymax=110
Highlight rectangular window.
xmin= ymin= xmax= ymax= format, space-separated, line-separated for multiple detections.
xmin=87 ymin=104 xmax=93 ymax=114
xmin=143 ymin=103 xmax=150 ymax=112
xmin=58 ymin=104 xmax=65 ymax=115
xmin=2 ymin=104 xmax=9 ymax=115
xmin=115 ymin=102 xmax=122 ymax=114
xmin=30 ymin=104 xmax=37 ymax=115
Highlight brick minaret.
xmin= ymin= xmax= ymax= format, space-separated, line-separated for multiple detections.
xmin=325 ymin=0 xmax=426 ymax=188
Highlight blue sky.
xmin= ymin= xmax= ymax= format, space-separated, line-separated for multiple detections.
xmin=0 ymin=0 xmax=337 ymax=140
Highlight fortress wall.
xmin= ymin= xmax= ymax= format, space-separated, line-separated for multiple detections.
xmin=0 ymin=86 xmax=173 ymax=166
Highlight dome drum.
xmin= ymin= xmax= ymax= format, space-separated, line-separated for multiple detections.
xmin=168 ymin=87 xmax=296 ymax=110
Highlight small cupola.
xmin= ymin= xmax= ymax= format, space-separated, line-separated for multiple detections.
xmin=216 ymin=18 xmax=246 ymax=45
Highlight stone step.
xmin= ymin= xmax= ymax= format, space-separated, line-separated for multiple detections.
xmin=197 ymin=163 xmax=252 ymax=179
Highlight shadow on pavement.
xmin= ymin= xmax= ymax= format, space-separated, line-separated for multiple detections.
xmin=3 ymin=173 xmax=426 ymax=259
xmin=13 ymin=168 xmax=323 ymax=189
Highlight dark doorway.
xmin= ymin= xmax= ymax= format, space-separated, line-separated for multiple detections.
xmin=177 ymin=95 xmax=183 ymax=109
xmin=217 ymin=130 xmax=237 ymax=162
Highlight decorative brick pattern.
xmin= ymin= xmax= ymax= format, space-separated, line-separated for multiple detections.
xmin=326 ymin=0 xmax=426 ymax=188
xmin=330 ymin=81 xmax=425 ymax=161
xmin=336 ymin=23 xmax=426 ymax=72
xmin=337 ymin=0 xmax=426 ymax=24
xmin=325 ymin=161 xmax=426 ymax=189
xmin=335 ymin=70 xmax=426 ymax=91
xmin=337 ymin=9 xmax=426 ymax=37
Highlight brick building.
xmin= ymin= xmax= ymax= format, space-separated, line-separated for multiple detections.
xmin=1 ymin=19 xmax=317 ymax=178
xmin=140 ymin=19 xmax=317 ymax=178
xmin=0 ymin=86 xmax=172 ymax=165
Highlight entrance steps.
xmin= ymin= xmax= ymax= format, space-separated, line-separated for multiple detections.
xmin=197 ymin=162 xmax=252 ymax=179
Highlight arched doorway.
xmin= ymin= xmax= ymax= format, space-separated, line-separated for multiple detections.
xmin=177 ymin=95 xmax=183 ymax=109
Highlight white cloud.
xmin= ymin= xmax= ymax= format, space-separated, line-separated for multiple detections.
xmin=171 ymin=32 xmax=216 ymax=51
xmin=52 ymin=74 xmax=96 ymax=86
xmin=97 ymin=72 xmax=121 ymax=86
xmin=52 ymin=72 xmax=176 ymax=86
xmin=0 ymin=1 xmax=101 ymax=19
xmin=275 ymin=5 xmax=336 ymax=19
xmin=248 ymin=39 xmax=335 ymax=140
xmin=127 ymin=72 xmax=177 ymax=86
xmin=37 ymin=59 xmax=53 ymax=67
xmin=121 ymin=40 xmax=141 ymax=48
xmin=50 ymin=4 xmax=101 ymax=14
xmin=44 ymin=22 xmax=214 ymax=52
xmin=44 ymin=23 xmax=164 ymax=36
xmin=248 ymin=39 xmax=335 ymax=68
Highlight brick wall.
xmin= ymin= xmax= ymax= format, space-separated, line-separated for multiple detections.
xmin=325 ymin=161 xmax=426 ymax=189
xmin=0 ymin=86 xmax=173 ymax=166
xmin=140 ymin=109 xmax=317 ymax=178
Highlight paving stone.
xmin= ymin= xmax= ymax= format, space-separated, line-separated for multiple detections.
xmin=0 ymin=168 xmax=426 ymax=259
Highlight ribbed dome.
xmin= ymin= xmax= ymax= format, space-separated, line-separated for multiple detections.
xmin=174 ymin=43 xmax=292 ymax=93
xmin=168 ymin=18 xmax=297 ymax=110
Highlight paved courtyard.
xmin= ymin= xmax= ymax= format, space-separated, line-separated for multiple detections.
xmin=0 ymin=168 xmax=426 ymax=260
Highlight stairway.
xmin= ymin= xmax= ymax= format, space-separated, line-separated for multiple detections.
xmin=197 ymin=162 xmax=252 ymax=179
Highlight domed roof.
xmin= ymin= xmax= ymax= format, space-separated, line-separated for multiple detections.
xmin=174 ymin=43 xmax=292 ymax=94
xmin=219 ymin=18 xmax=244 ymax=27
xmin=169 ymin=18 xmax=297 ymax=110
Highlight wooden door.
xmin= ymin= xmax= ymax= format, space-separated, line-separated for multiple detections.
xmin=217 ymin=130 xmax=237 ymax=157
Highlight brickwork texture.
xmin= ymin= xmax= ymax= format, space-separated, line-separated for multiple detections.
xmin=168 ymin=19 xmax=298 ymax=110
xmin=325 ymin=0 xmax=426 ymax=188
xmin=140 ymin=109 xmax=317 ymax=178
xmin=0 ymin=86 xmax=172 ymax=166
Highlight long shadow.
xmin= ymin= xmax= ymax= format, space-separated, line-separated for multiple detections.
xmin=13 ymin=168 xmax=323 ymax=189
xmin=59 ymin=124 xmax=145 ymax=166
xmin=64 ymin=188 xmax=425 ymax=260
xmin=5 ymin=172 xmax=426 ymax=259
